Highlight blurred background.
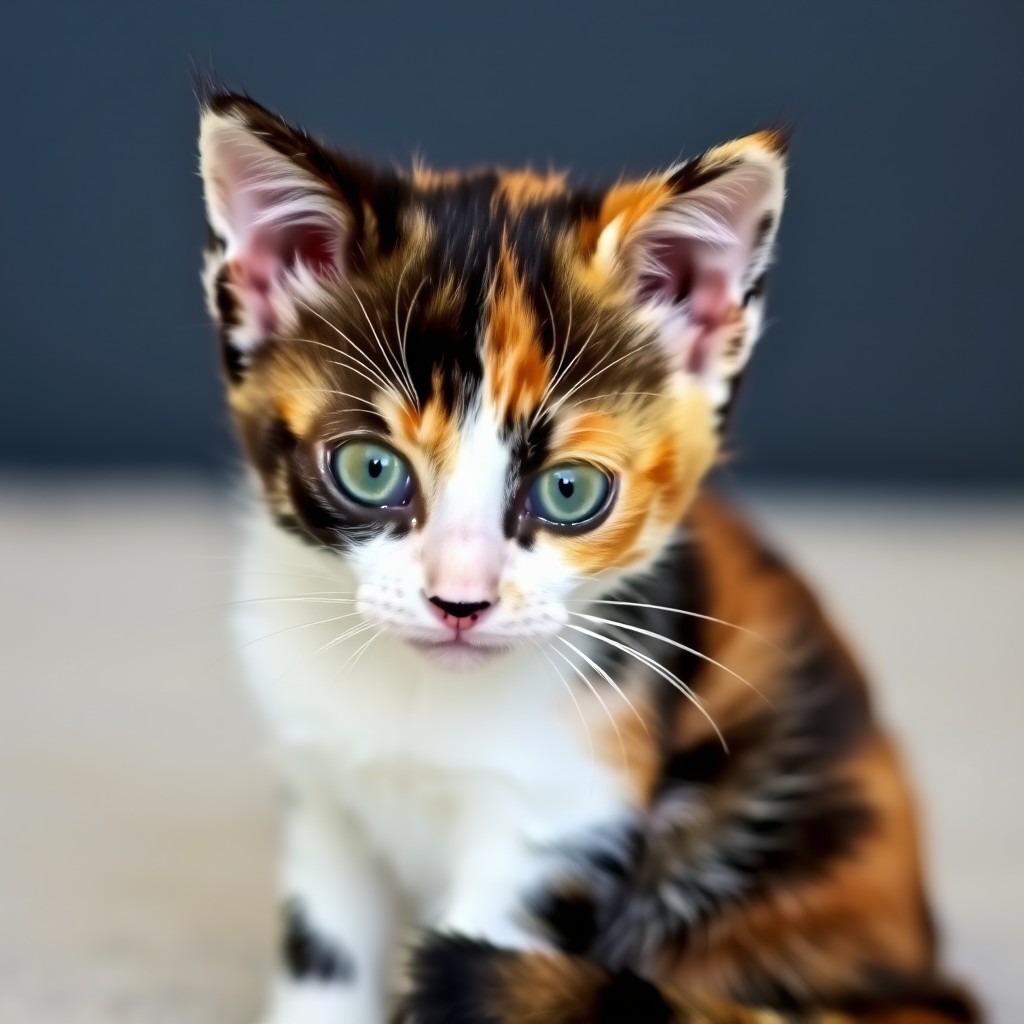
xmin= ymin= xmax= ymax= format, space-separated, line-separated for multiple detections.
xmin=0 ymin=2 xmax=1020 ymax=1021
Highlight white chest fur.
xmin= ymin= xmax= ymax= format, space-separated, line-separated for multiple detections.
xmin=233 ymin=509 xmax=631 ymax=923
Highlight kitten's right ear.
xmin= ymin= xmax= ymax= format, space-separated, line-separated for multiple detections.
xmin=199 ymin=94 xmax=362 ymax=369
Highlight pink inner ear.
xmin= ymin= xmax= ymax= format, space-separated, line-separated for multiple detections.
xmin=231 ymin=222 xmax=341 ymax=336
xmin=228 ymin=248 xmax=276 ymax=336
xmin=636 ymin=234 xmax=694 ymax=306
xmin=638 ymin=235 xmax=731 ymax=324
xmin=272 ymin=221 xmax=340 ymax=278
xmin=689 ymin=269 xmax=730 ymax=328
xmin=637 ymin=235 xmax=738 ymax=374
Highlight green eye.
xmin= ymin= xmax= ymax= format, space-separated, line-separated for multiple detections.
xmin=527 ymin=464 xmax=612 ymax=527
xmin=330 ymin=440 xmax=414 ymax=508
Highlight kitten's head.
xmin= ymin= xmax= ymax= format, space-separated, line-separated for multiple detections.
xmin=199 ymin=93 xmax=785 ymax=668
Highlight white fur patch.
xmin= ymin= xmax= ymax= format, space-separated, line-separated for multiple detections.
xmin=233 ymin=468 xmax=634 ymax=980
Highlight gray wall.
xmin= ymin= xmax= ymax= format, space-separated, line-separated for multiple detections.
xmin=2 ymin=1 xmax=1021 ymax=484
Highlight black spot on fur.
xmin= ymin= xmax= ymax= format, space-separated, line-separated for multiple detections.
xmin=594 ymin=970 xmax=675 ymax=1024
xmin=531 ymin=824 xmax=644 ymax=962
xmin=283 ymin=899 xmax=354 ymax=983
xmin=662 ymin=735 xmax=731 ymax=787
xmin=405 ymin=933 xmax=504 ymax=1024
xmin=533 ymin=888 xmax=601 ymax=954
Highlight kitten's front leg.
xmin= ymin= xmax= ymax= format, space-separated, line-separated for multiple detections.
xmin=435 ymin=795 xmax=556 ymax=952
xmin=260 ymin=790 xmax=396 ymax=1024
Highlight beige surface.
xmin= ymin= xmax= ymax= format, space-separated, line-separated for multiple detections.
xmin=0 ymin=481 xmax=1020 ymax=1022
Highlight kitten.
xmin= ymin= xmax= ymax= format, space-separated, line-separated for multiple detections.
xmin=198 ymin=92 xmax=977 ymax=1024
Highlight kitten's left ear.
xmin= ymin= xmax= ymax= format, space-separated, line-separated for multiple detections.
xmin=592 ymin=131 xmax=787 ymax=414
xmin=199 ymin=93 xmax=372 ymax=369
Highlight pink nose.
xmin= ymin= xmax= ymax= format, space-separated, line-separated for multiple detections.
xmin=426 ymin=595 xmax=493 ymax=631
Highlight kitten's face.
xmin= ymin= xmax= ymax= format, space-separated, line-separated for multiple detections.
xmin=199 ymin=94 xmax=785 ymax=667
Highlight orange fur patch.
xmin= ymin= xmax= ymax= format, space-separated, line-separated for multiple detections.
xmin=482 ymin=245 xmax=551 ymax=421
xmin=579 ymin=177 xmax=672 ymax=259
xmin=495 ymin=169 xmax=568 ymax=208
xmin=558 ymin=387 xmax=716 ymax=576
xmin=231 ymin=345 xmax=329 ymax=438
xmin=380 ymin=389 xmax=458 ymax=484
xmin=410 ymin=164 xmax=468 ymax=190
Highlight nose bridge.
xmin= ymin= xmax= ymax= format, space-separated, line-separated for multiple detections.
xmin=424 ymin=528 xmax=503 ymax=599
xmin=422 ymin=407 xmax=508 ymax=601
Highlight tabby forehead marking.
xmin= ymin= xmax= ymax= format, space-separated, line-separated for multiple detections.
xmin=482 ymin=243 xmax=553 ymax=425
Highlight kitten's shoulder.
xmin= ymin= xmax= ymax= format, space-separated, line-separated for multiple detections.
xmin=687 ymin=487 xmax=870 ymax=703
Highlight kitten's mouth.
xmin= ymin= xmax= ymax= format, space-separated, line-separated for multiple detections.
xmin=407 ymin=634 xmax=500 ymax=669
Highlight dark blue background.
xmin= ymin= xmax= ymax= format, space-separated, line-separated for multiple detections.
xmin=2 ymin=1 xmax=1021 ymax=484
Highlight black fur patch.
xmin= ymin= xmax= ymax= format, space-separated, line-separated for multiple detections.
xmin=838 ymin=967 xmax=981 ymax=1023
xmin=405 ymin=933 xmax=505 ymax=1024
xmin=667 ymin=155 xmax=741 ymax=195
xmin=283 ymin=898 xmax=354 ymax=983
xmin=533 ymin=888 xmax=601 ymax=955
xmin=406 ymin=933 xmax=679 ymax=1024
xmin=661 ymin=734 xmax=731 ymax=788
xmin=742 ymin=271 xmax=768 ymax=309
xmin=594 ymin=970 xmax=675 ymax=1024
xmin=530 ymin=824 xmax=644 ymax=961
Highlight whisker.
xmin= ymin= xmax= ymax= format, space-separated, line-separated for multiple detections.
xmin=551 ymin=645 xmax=628 ymax=773
xmin=294 ymin=299 xmax=399 ymax=396
xmin=531 ymin=285 xmax=566 ymax=425
xmin=542 ymin=337 xmax=662 ymax=423
xmin=275 ymin=334 xmax=346 ymax=359
xmin=569 ymin=611 xmax=768 ymax=706
xmin=224 ymin=593 xmax=356 ymax=608
xmin=330 ymin=345 xmax=398 ymax=397
xmin=402 ymin=273 xmax=430 ymax=360
xmin=347 ymin=283 xmax=418 ymax=409
xmin=235 ymin=609 xmax=366 ymax=655
xmin=563 ymin=621 xmax=726 ymax=751
xmin=372 ymin=305 xmax=418 ymax=408
xmin=278 ymin=332 xmax=397 ymax=401
xmin=555 ymin=635 xmax=648 ymax=734
xmin=571 ymin=391 xmax=667 ymax=405
xmin=569 ymin=599 xmax=782 ymax=656
xmin=329 ymin=359 xmax=402 ymax=401
xmin=534 ymin=641 xmax=594 ymax=762
xmin=531 ymin=321 xmax=599 ymax=430
xmin=275 ymin=385 xmax=378 ymax=409
xmin=192 ymin=568 xmax=354 ymax=588
xmin=276 ymin=617 xmax=374 ymax=685
xmin=540 ymin=297 xmax=638 ymax=418
xmin=559 ymin=425 xmax=629 ymax=440
xmin=342 ymin=626 xmax=385 ymax=673
xmin=393 ymin=261 xmax=421 ymax=408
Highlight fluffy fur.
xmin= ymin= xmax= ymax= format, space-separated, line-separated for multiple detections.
xmin=196 ymin=92 xmax=977 ymax=1024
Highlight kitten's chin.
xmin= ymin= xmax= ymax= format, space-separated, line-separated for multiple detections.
xmin=407 ymin=637 xmax=504 ymax=671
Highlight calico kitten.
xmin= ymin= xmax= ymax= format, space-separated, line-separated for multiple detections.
xmin=198 ymin=92 xmax=977 ymax=1024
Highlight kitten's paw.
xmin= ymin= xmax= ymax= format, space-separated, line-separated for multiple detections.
xmin=401 ymin=932 xmax=513 ymax=1024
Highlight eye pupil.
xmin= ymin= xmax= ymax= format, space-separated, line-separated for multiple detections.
xmin=558 ymin=476 xmax=574 ymax=498
xmin=368 ymin=458 xmax=383 ymax=479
